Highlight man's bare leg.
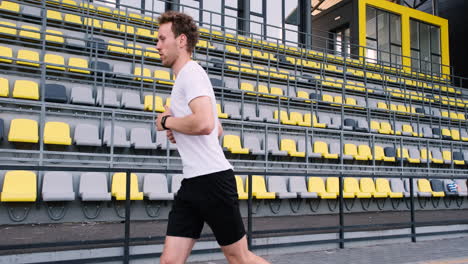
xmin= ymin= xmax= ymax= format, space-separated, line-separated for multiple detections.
xmin=221 ymin=235 xmax=270 ymax=264
xmin=160 ymin=236 xmax=196 ymax=264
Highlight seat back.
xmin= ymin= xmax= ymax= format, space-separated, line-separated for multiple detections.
xmin=1 ymin=170 xmax=37 ymax=202
xmin=344 ymin=177 xmax=360 ymax=193
xmin=360 ymin=178 xmax=377 ymax=193
xmin=308 ymin=177 xmax=326 ymax=193
xmin=143 ymin=174 xmax=169 ymax=194
xmin=289 ymin=177 xmax=307 ymax=193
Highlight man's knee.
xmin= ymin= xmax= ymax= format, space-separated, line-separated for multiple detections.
xmin=160 ymin=253 xmax=183 ymax=264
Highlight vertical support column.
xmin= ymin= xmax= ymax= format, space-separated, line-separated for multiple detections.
xmin=238 ymin=0 xmax=250 ymax=36
xmin=247 ymin=173 xmax=253 ymax=250
xmin=298 ymin=0 xmax=312 ymax=49
xmin=339 ymin=173 xmax=344 ymax=249
xmin=409 ymin=176 xmax=416 ymax=243
xmin=124 ymin=170 xmax=131 ymax=263
xmin=165 ymin=0 xmax=180 ymax=12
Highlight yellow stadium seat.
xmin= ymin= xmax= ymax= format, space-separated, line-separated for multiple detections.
xmin=136 ymin=27 xmax=153 ymax=38
xmin=165 ymin=98 xmax=171 ymax=107
xmin=289 ymin=112 xmax=305 ymax=126
xmin=13 ymin=80 xmax=39 ymax=100
xmin=68 ymin=57 xmax=90 ymax=74
xmin=441 ymin=128 xmax=452 ymax=139
xmin=154 ymin=70 xmax=174 ymax=85
xmin=196 ymin=40 xmax=215 ymax=49
xmin=43 ymin=121 xmax=72 ymax=145
xmin=280 ymin=139 xmax=305 ymax=157
xmin=64 ymin=14 xmax=82 ymax=25
xmin=322 ymin=94 xmax=334 ymax=104
xmin=245 ymin=176 xmax=276 ymax=199
xmin=226 ymin=61 xmax=239 ymax=71
xmin=143 ymin=95 xmax=165 ymax=112
xmin=296 ymin=91 xmax=311 ymax=102
xmin=44 ymin=54 xmax=66 ymax=70
xmin=375 ymin=178 xmax=403 ymax=198
xmin=47 ymin=10 xmax=62 ymax=21
xmin=0 ymin=1 xmax=20 ymax=13
xmin=102 ymin=21 xmax=120 ymax=32
xmin=0 ymin=46 xmax=13 ymax=63
xmin=17 ymin=50 xmax=40 ymax=67
xmin=8 ymin=119 xmax=39 ymax=143
xmin=127 ymin=43 xmax=143 ymax=56
xmin=226 ymin=45 xmax=240 ymax=54
xmin=418 ymin=179 xmax=444 ymax=197
xmin=111 ymin=173 xmax=144 ymax=200
xmin=344 ymin=178 xmax=370 ymax=198
xmin=19 ymin=25 xmax=40 ymax=40
xmin=257 ymin=85 xmax=273 ymax=98
xmin=370 ymin=121 xmax=380 ymax=132
xmin=96 ymin=6 xmax=112 ymax=15
xmin=398 ymin=124 xmax=418 ymax=137
xmin=240 ymin=48 xmax=252 ymax=57
xmin=144 ymin=47 xmax=160 ymax=59
xmin=235 ymin=176 xmax=248 ymax=200
xmin=308 ymin=177 xmax=336 ymax=199
xmin=442 ymin=150 xmax=455 ymax=164
xmin=314 ymin=141 xmax=338 ymax=159
xmin=223 ymin=135 xmax=249 ymax=154
xmin=62 ymin=0 xmax=78 ymax=7
xmin=345 ymin=98 xmax=358 ymax=107
xmin=217 ymin=104 xmax=229 ymax=119
xmin=274 ymin=110 xmax=295 ymax=125
xmin=1 ymin=171 xmax=37 ymax=202
xmin=240 ymin=82 xmax=256 ymax=95
xmin=310 ymin=114 xmax=326 ymax=128
xmin=450 ymin=129 xmax=461 ymax=141
xmin=270 ymin=87 xmax=286 ymax=99
xmin=0 ymin=77 xmax=8 ymax=97
xmin=397 ymin=148 xmax=420 ymax=163
xmin=344 ymin=144 xmax=367 ymax=161
xmin=108 ymin=40 xmax=126 ymax=53
xmin=134 ymin=67 xmax=153 ymax=82
xmin=326 ymin=177 xmax=354 ymax=198
xmin=358 ymin=145 xmax=373 ymax=160
xmin=0 ymin=21 xmax=17 ymax=36
xmin=83 ymin=18 xmax=101 ymax=29
xmin=297 ymin=113 xmax=312 ymax=127
xmin=379 ymin=122 xmax=394 ymax=134
xmin=360 ymin=178 xmax=387 ymax=198
xmin=240 ymin=63 xmax=256 ymax=74
xmin=45 ymin=29 xmax=64 ymax=44
xmin=377 ymin=102 xmax=389 ymax=111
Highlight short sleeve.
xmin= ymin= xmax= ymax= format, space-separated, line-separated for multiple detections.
xmin=183 ymin=64 xmax=213 ymax=104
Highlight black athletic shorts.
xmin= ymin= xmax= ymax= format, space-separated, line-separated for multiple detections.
xmin=166 ymin=169 xmax=246 ymax=246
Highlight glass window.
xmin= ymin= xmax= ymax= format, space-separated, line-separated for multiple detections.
xmin=284 ymin=1 xmax=298 ymax=45
xmin=224 ymin=8 xmax=237 ymax=34
xmin=145 ymin=0 xmax=165 ymax=15
xmin=120 ymin=0 xmax=142 ymax=11
xmin=430 ymin=25 xmax=441 ymax=55
xmin=266 ymin=0 xmax=282 ymax=42
xmin=366 ymin=7 xmax=376 ymax=39
xmin=410 ymin=20 xmax=419 ymax=49
xmin=390 ymin=13 xmax=401 ymax=44
xmin=203 ymin=0 xmax=221 ymax=29
xmin=366 ymin=39 xmax=377 ymax=63
xmin=180 ymin=0 xmax=199 ymax=23
xmin=250 ymin=0 xmax=263 ymax=14
xmin=250 ymin=15 xmax=263 ymax=38
xmin=95 ymin=0 xmax=116 ymax=8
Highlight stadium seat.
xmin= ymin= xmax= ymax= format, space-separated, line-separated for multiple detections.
xmin=134 ymin=67 xmax=153 ymax=82
xmin=267 ymin=176 xmax=297 ymax=199
xmin=267 ymin=135 xmax=288 ymax=156
xmin=46 ymin=30 xmax=64 ymax=44
xmin=13 ymin=80 xmax=39 ymax=100
xmin=244 ymin=134 xmax=264 ymax=155
xmin=121 ymin=92 xmax=143 ymax=110
xmin=44 ymin=121 xmax=72 ymax=145
xmin=344 ymin=144 xmax=366 ymax=160
xmin=244 ymin=104 xmax=262 ymax=121
xmin=68 ymin=57 xmax=90 ymax=74
xmin=217 ymin=104 xmax=229 ymax=119
xmin=375 ymin=178 xmax=403 ymax=198
xmin=452 ymin=152 xmax=465 ymax=165
xmin=70 ymin=86 xmax=94 ymax=105
xmin=0 ymin=77 xmax=8 ymax=97
xmin=344 ymin=178 xmax=370 ymax=198
xmin=1 ymin=171 xmax=37 ymax=202
xmin=8 ymin=119 xmax=39 ymax=143
xmin=356 ymin=119 xmax=370 ymax=132
xmin=430 ymin=179 xmax=446 ymax=196
xmin=143 ymin=174 xmax=174 ymax=200
xmin=384 ymin=147 xmax=397 ymax=162
xmin=154 ymin=70 xmax=174 ymax=85
xmin=357 ymin=145 xmax=373 ymax=160
xmin=449 ymin=129 xmax=461 ymax=141
xmin=74 ymin=124 xmax=101 ymax=146
xmin=144 ymin=95 xmax=165 ymax=112
xmin=313 ymin=141 xmax=338 ymax=159
xmin=259 ymin=107 xmax=277 ymax=123
xmin=374 ymin=146 xmax=394 ymax=162
xmin=224 ymin=102 xmax=242 ymax=120
xmin=79 ymin=172 xmax=111 ymax=201
xmin=130 ymin=127 xmax=157 ymax=149
xmin=19 ymin=25 xmax=40 ymax=40
xmin=17 ymin=50 xmax=40 ymax=67
xmin=45 ymin=84 xmax=67 ymax=103
xmin=111 ymin=173 xmax=143 ymax=200
xmin=280 ymin=139 xmax=305 ymax=157
xmin=96 ymin=89 xmax=119 ymax=108
xmin=64 ymin=13 xmax=83 ymax=25
xmin=42 ymin=172 xmax=75 ymax=201
xmin=108 ymin=40 xmax=126 ymax=54
xmin=235 ymin=176 xmax=248 ymax=200
xmin=390 ymin=178 xmax=410 ymax=197
xmin=274 ymin=110 xmax=295 ymax=125
xmin=360 ymin=178 xmax=387 ymax=198
xmin=0 ymin=1 xmax=21 ymax=13
xmin=223 ymin=135 xmax=249 ymax=154
xmin=0 ymin=118 xmax=3 ymax=141
xmin=289 ymin=177 xmax=318 ymax=198
xmin=307 ymin=177 xmax=336 ymax=199
xmin=103 ymin=125 xmax=130 ymax=148
xmin=430 ymin=149 xmax=444 ymax=164
xmin=418 ymin=179 xmax=444 ymax=197
xmin=0 ymin=46 xmax=13 ymax=63
xmin=326 ymin=177 xmax=354 ymax=198
xmin=398 ymin=124 xmax=417 ymax=137
xmin=245 ymin=176 xmax=276 ymax=199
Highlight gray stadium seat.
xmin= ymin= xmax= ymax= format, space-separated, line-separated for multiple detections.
xmin=384 ymin=147 xmax=396 ymax=160
xmin=143 ymin=174 xmax=174 ymax=200
xmin=130 ymin=128 xmax=157 ymax=149
xmin=210 ymin=78 xmax=224 ymax=87
xmin=74 ymin=124 xmax=102 ymax=146
xmin=244 ymin=134 xmax=264 ymax=155
xmin=224 ymin=102 xmax=242 ymax=120
xmin=356 ymin=119 xmax=370 ymax=132
xmin=121 ymin=92 xmax=144 ymax=110
xmin=453 ymin=152 xmax=464 ymax=163
xmin=113 ymin=63 xmax=132 ymax=79
xmin=267 ymin=176 xmax=297 ymax=199
xmin=45 ymin=84 xmax=68 ymax=103
xmin=430 ymin=179 xmax=445 ymax=194
xmin=244 ymin=104 xmax=262 ymax=121
xmin=70 ymin=86 xmax=95 ymax=105
xmin=344 ymin=119 xmax=356 ymax=129
xmin=156 ymin=130 xmax=177 ymax=150
xmin=288 ymin=176 xmax=318 ymax=198
xmin=409 ymin=147 xmax=427 ymax=163
xmin=96 ymin=89 xmax=119 ymax=108
xmin=267 ymin=135 xmax=288 ymax=156
xmin=461 ymin=129 xmax=468 ymax=140
xmin=329 ymin=142 xmax=341 ymax=157
xmin=170 ymin=174 xmax=184 ymax=194
xmin=42 ymin=172 xmax=75 ymax=201
xmin=79 ymin=172 xmax=111 ymax=201
xmin=103 ymin=125 xmax=130 ymax=148
xmin=432 ymin=108 xmax=441 ymax=117
xmin=331 ymin=117 xmax=344 ymax=130
xmin=390 ymin=178 xmax=410 ymax=197
xmin=319 ymin=115 xmax=337 ymax=129
xmin=423 ymin=127 xmax=437 ymax=138
xmin=431 ymin=149 xmax=446 ymax=164
xmin=455 ymin=179 xmax=468 ymax=196
xmin=259 ymin=107 xmax=277 ymax=123
xmin=22 ymin=5 xmax=39 ymax=16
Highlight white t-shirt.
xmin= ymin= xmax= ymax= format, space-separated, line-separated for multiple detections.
xmin=169 ymin=61 xmax=232 ymax=178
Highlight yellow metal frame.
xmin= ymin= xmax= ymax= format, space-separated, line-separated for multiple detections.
xmin=358 ymin=0 xmax=450 ymax=76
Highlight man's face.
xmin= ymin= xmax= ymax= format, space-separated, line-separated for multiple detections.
xmin=156 ymin=23 xmax=180 ymax=68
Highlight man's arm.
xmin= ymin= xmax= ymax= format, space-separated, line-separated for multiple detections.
xmin=218 ymin=120 xmax=223 ymax=138
xmin=156 ymin=96 xmax=215 ymax=135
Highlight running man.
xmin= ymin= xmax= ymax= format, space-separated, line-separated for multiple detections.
xmin=155 ymin=10 xmax=270 ymax=264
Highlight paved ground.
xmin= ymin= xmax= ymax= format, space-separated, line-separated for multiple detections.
xmin=190 ymin=236 xmax=468 ymax=264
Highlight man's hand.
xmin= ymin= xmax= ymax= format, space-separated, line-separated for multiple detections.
xmin=167 ymin=130 xmax=176 ymax=143
xmin=156 ymin=105 xmax=172 ymax=131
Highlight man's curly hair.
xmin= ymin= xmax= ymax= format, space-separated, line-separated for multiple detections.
xmin=158 ymin=11 xmax=199 ymax=53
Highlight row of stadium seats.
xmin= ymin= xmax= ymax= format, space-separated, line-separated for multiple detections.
xmin=4 ymin=0 xmax=450 ymax=85
xmin=2 ymin=170 xmax=466 ymax=203
xmin=222 ymin=134 xmax=468 ymax=164
xmin=0 ymin=5 xmax=455 ymax=95
xmin=235 ymin=176 xmax=468 ymax=200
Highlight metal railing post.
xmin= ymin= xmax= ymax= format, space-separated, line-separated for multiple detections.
xmin=124 ymin=170 xmax=131 ymax=263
